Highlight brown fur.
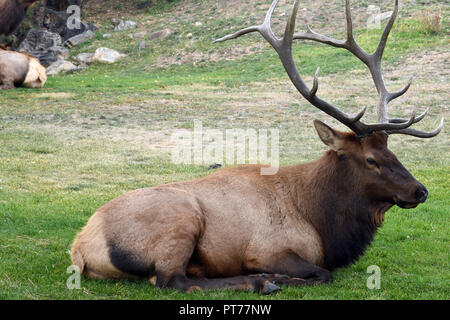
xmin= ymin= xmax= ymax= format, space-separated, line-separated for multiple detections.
xmin=0 ymin=48 xmax=46 ymax=89
xmin=0 ymin=0 xmax=39 ymax=36
xmin=71 ymin=122 xmax=428 ymax=293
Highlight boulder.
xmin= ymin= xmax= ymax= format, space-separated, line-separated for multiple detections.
xmin=92 ymin=47 xmax=125 ymax=64
xmin=137 ymin=1 xmax=152 ymax=10
xmin=46 ymin=59 xmax=79 ymax=75
xmin=64 ymin=30 xmax=95 ymax=48
xmin=73 ymin=52 xmax=94 ymax=65
xmin=128 ymin=31 xmax=147 ymax=39
xmin=114 ymin=20 xmax=137 ymax=32
xmin=44 ymin=7 xmax=95 ymax=40
xmin=149 ymin=29 xmax=171 ymax=41
xmin=18 ymin=29 xmax=67 ymax=66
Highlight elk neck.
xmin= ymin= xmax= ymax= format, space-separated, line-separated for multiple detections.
xmin=278 ymin=150 xmax=393 ymax=270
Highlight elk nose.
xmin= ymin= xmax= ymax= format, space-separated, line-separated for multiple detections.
xmin=415 ymin=185 xmax=428 ymax=203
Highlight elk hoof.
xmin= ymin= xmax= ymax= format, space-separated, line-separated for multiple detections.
xmin=261 ymin=281 xmax=281 ymax=295
xmin=186 ymin=285 xmax=203 ymax=293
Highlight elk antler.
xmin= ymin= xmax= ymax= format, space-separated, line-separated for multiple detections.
xmin=214 ymin=0 xmax=444 ymax=138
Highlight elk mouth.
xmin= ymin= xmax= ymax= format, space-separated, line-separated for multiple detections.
xmin=394 ymin=197 xmax=419 ymax=209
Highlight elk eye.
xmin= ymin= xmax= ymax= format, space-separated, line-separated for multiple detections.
xmin=366 ymin=158 xmax=379 ymax=168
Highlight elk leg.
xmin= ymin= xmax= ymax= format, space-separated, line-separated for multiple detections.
xmin=0 ymin=69 xmax=15 ymax=89
xmin=0 ymin=80 xmax=15 ymax=90
xmin=249 ymin=251 xmax=332 ymax=286
xmin=155 ymin=273 xmax=281 ymax=294
xmin=250 ymin=273 xmax=326 ymax=287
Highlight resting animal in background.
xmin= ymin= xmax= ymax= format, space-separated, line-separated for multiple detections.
xmin=0 ymin=49 xmax=46 ymax=89
xmin=0 ymin=0 xmax=40 ymax=36
xmin=71 ymin=0 xmax=443 ymax=294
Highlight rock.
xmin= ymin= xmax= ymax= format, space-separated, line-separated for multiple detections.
xmin=44 ymin=7 xmax=95 ymax=40
xmin=18 ymin=29 xmax=66 ymax=66
xmin=149 ymin=29 xmax=171 ymax=41
xmin=19 ymin=29 xmax=62 ymax=52
xmin=46 ymin=59 xmax=79 ymax=75
xmin=73 ymin=52 xmax=94 ymax=65
xmin=103 ymin=33 xmax=112 ymax=38
xmin=92 ymin=47 xmax=126 ymax=64
xmin=111 ymin=18 xmax=120 ymax=26
xmin=64 ymin=30 xmax=95 ymax=48
xmin=138 ymin=41 xmax=146 ymax=53
xmin=137 ymin=0 xmax=152 ymax=10
xmin=374 ymin=11 xmax=393 ymax=21
xmin=195 ymin=21 xmax=203 ymax=26
xmin=114 ymin=20 xmax=137 ymax=32
xmin=57 ymin=47 xmax=71 ymax=60
xmin=129 ymin=31 xmax=147 ymax=39
xmin=186 ymin=33 xmax=193 ymax=38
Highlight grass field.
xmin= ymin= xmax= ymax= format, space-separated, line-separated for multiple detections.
xmin=0 ymin=0 xmax=449 ymax=299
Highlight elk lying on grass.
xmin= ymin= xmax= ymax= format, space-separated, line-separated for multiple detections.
xmin=0 ymin=0 xmax=40 ymax=36
xmin=0 ymin=48 xmax=46 ymax=89
xmin=71 ymin=0 xmax=443 ymax=294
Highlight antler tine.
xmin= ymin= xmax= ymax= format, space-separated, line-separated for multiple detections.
xmin=215 ymin=0 xmax=369 ymax=134
xmin=388 ymin=117 xmax=444 ymax=138
xmin=292 ymin=0 xmax=443 ymax=136
xmin=388 ymin=107 xmax=428 ymax=124
xmin=375 ymin=0 xmax=398 ymax=60
xmin=213 ymin=0 xmax=281 ymax=47
xmin=310 ymin=67 xmax=320 ymax=97
xmin=213 ymin=26 xmax=262 ymax=43
xmin=214 ymin=0 xmax=443 ymax=137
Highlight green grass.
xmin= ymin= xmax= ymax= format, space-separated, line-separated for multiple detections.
xmin=0 ymin=0 xmax=449 ymax=300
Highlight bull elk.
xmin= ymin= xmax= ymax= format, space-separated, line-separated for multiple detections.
xmin=0 ymin=48 xmax=47 ymax=89
xmin=0 ymin=0 xmax=40 ymax=36
xmin=71 ymin=0 xmax=443 ymax=294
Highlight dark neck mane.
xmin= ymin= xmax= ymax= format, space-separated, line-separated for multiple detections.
xmin=292 ymin=151 xmax=392 ymax=270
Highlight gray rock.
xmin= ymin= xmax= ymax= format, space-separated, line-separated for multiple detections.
xmin=18 ymin=29 xmax=62 ymax=52
xmin=57 ymin=47 xmax=71 ymax=60
xmin=129 ymin=31 xmax=147 ymax=39
xmin=137 ymin=0 xmax=152 ymax=10
xmin=46 ymin=59 xmax=79 ymax=75
xmin=114 ymin=20 xmax=137 ymax=32
xmin=44 ymin=7 xmax=95 ymax=40
xmin=18 ymin=29 xmax=66 ymax=66
xmin=73 ymin=52 xmax=94 ymax=65
xmin=149 ymin=29 xmax=171 ymax=41
xmin=103 ymin=33 xmax=112 ymax=38
xmin=92 ymin=47 xmax=126 ymax=64
xmin=64 ymin=30 xmax=95 ymax=48
xmin=111 ymin=18 xmax=120 ymax=26
xmin=374 ymin=11 xmax=393 ymax=21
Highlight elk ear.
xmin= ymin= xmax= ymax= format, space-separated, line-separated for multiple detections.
xmin=313 ymin=120 xmax=344 ymax=151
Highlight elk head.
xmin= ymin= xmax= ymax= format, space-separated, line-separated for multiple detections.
xmin=313 ymin=120 xmax=428 ymax=209
xmin=215 ymin=0 xmax=443 ymax=210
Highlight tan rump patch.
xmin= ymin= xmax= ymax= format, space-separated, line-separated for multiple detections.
xmin=22 ymin=58 xmax=46 ymax=88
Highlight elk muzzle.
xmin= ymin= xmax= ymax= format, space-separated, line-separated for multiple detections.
xmin=394 ymin=183 xmax=428 ymax=209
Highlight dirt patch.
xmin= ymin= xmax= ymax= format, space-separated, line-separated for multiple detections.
xmin=35 ymin=92 xmax=76 ymax=99
xmin=152 ymin=42 xmax=265 ymax=68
